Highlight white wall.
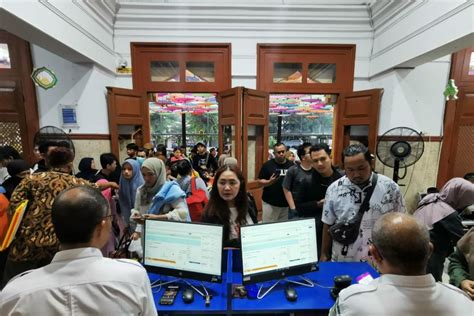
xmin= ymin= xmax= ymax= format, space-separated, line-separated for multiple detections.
xmin=370 ymin=0 xmax=473 ymax=76
xmin=370 ymin=56 xmax=451 ymax=136
xmin=31 ymin=44 xmax=114 ymax=134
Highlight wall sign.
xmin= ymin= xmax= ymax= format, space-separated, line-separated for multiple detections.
xmin=31 ymin=67 xmax=58 ymax=90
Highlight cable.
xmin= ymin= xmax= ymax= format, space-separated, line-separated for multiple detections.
xmin=313 ymin=282 xmax=333 ymax=289
xmin=398 ymin=165 xmax=408 ymax=180
xmin=403 ymin=161 xmax=416 ymax=199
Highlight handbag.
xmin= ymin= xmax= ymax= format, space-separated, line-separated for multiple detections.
xmin=109 ymin=230 xmax=133 ymax=259
xmin=329 ymin=174 xmax=378 ymax=256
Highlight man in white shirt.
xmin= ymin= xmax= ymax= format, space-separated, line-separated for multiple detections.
xmin=330 ymin=213 xmax=472 ymax=316
xmin=0 ymin=186 xmax=157 ymax=316
xmin=321 ymin=143 xmax=405 ymax=262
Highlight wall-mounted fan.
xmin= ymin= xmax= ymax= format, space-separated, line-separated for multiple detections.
xmin=376 ymin=127 xmax=424 ymax=183
xmin=33 ymin=125 xmax=75 ymax=154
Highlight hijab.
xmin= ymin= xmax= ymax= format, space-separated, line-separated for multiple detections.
xmin=118 ymin=159 xmax=144 ymax=221
xmin=75 ymin=157 xmax=97 ymax=181
xmin=457 ymin=227 xmax=474 ymax=280
xmin=136 ymin=158 xmax=167 ymax=208
xmin=3 ymin=159 xmax=30 ymax=199
xmin=414 ymin=178 xmax=474 ymax=229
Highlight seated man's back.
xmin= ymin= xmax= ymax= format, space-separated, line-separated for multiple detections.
xmin=335 ymin=274 xmax=472 ymax=316
xmin=330 ymin=212 xmax=472 ymax=316
xmin=1 ymin=248 xmax=156 ymax=316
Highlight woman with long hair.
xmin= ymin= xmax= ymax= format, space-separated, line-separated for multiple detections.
xmin=201 ymin=165 xmax=257 ymax=247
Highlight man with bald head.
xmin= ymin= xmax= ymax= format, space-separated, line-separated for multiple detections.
xmin=0 ymin=186 xmax=157 ymax=315
xmin=330 ymin=213 xmax=472 ymax=315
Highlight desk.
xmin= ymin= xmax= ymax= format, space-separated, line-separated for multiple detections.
xmin=231 ymin=262 xmax=379 ymax=314
xmin=148 ymin=249 xmax=379 ymax=315
xmin=149 ymin=273 xmax=229 ymax=315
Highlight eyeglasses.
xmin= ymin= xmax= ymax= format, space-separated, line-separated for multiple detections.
xmin=275 ymin=150 xmax=285 ymax=154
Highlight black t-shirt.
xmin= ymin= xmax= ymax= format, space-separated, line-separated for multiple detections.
xmin=282 ymin=164 xmax=315 ymax=203
xmin=296 ymin=167 xmax=343 ymax=217
xmin=258 ymin=159 xmax=294 ymax=207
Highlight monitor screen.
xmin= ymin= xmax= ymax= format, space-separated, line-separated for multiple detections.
xmin=143 ymin=220 xmax=224 ymax=283
xmin=240 ymin=218 xmax=318 ymax=284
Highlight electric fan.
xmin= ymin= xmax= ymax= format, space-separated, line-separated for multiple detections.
xmin=33 ymin=126 xmax=75 ymax=153
xmin=376 ymin=127 xmax=424 ymax=183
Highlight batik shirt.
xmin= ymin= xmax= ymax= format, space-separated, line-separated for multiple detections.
xmin=322 ymin=172 xmax=405 ymax=262
xmin=8 ymin=171 xmax=94 ymax=262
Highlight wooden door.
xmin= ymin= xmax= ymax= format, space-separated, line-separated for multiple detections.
xmin=217 ymin=87 xmax=243 ymax=166
xmin=0 ymin=31 xmax=39 ymax=164
xmin=333 ymin=89 xmax=383 ymax=167
xmin=437 ymin=47 xmax=474 ymax=187
xmin=106 ymin=87 xmax=149 ymax=159
xmin=242 ymin=88 xmax=269 ymax=189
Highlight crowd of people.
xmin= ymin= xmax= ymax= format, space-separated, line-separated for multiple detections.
xmin=0 ymin=140 xmax=472 ymax=314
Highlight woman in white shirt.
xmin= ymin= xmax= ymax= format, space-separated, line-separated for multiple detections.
xmin=201 ymin=165 xmax=257 ymax=247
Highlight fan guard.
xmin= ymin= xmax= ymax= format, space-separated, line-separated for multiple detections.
xmin=376 ymin=127 xmax=424 ymax=168
xmin=33 ymin=126 xmax=75 ymax=153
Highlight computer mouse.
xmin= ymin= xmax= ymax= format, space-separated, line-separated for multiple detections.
xmin=182 ymin=288 xmax=194 ymax=303
xmin=285 ymin=285 xmax=297 ymax=302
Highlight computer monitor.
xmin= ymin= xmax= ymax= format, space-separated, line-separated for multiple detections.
xmin=240 ymin=218 xmax=318 ymax=284
xmin=143 ymin=219 xmax=224 ymax=283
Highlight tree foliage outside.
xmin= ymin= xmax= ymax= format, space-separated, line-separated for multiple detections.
xmin=150 ymin=112 xmax=218 ymax=149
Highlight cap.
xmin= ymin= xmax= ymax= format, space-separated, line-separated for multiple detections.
xmin=196 ymin=141 xmax=206 ymax=147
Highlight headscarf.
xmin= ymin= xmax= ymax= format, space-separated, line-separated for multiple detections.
xmin=136 ymin=158 xmax=166 ymax=208
xmin=3 ymin=159 xmax=30 ymax=199
xmin=118 ymin=159 xmax=144 ymax=224
xmin=457 ymin=227 xmax=474 ymax=280
xmin=75 ymin=157 xmax=97 ymax=181
xmin=414 ymin=178 xmax=474 ymax=229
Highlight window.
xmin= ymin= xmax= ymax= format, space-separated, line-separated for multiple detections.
xmin=0 ymin=43 xmax=11 ymax=69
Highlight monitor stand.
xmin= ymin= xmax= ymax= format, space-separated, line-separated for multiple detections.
xmin=151 ymin=278 xmax=211 ymax=302
xmin=256 ymin=275 xmax=314 ymax=299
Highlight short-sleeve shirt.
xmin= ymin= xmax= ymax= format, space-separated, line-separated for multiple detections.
xmin=322 ymin=173 xmax=405 ymax=262
xmin=258 ymin=159 xmax=294 ymax=207
xmin=282 ymin=164 xmax=315 ymax=203
xmin=8 ymin=171 xmax=96 ymax=263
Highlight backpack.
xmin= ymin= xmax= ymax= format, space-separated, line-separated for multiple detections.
xmin=186 ymin=177 xmax=208 ymax=221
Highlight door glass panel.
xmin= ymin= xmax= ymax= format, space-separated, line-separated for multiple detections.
xmin=186 ymin=62 xmax=215 ymax=82
xmin=308 ymin=63 xmax=336 ymax=83
xmin=246 ymin=125 xmax=265 ymax=182
xmin=348 ymin=125 xmax=369 ymax=147
xmin=469 ymin=52 xmax=474 ymax=75
xmin=273 ymin=63 xmax=303 ymax=83
xmin=150 ymin=61 xmax=179 ymax=82
xmin=0 ymin=43 xmax=11 ymax=69
xmin=117 ymin=125 xmax=143 ymax=162
xmin=222 ymin=125 xmax=235 ymax=158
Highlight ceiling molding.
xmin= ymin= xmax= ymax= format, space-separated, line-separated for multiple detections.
xmin=114 ymin=2 xmax=371 ymax=29
xmin=73 ymin=1 xmax=114 ymax=35
xmin=373 ymin=0 xmax=426 ymax=35
xmin=371 ymin=1 xmax=473 ymax=59
xmin=38 ymin=0 xmax=116 ymax=56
